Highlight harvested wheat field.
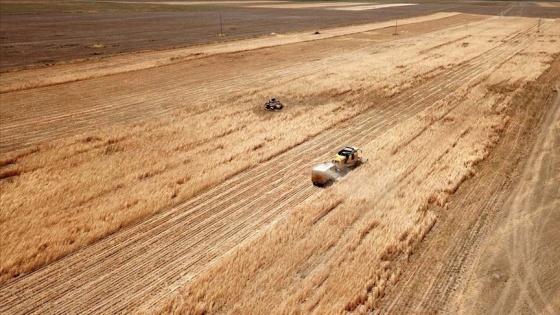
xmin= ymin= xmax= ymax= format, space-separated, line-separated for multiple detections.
xmin=1 ymin=2 xmax=560 ymax=314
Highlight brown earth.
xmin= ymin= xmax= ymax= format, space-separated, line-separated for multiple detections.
xmin=452 ymin=66 xmax=560 ymax=315
xmin=0 ymin=6 xmax=559 ymax=315
xmin=1 ymin=1 xmax=559 ymax=71
xmin=0 ymin=1 xmax=456 ymax=71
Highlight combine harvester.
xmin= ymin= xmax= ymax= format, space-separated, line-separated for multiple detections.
xmin=311 ymin=146 xmax=363 ymax=186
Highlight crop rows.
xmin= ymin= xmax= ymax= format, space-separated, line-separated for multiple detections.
xmin=0 ymin=18 xmax=546 ymax=314
xmin=381 ymin=19 xmax=557 ymax=314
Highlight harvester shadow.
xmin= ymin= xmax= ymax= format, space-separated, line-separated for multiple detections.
xmin=252 ymin=105 xmax=285 ymax=119
xmin=312 ymin=165 xmax=359 ymax=188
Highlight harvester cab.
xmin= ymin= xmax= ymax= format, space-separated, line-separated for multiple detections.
xmin=331 ymin=146 xmax=363 ymax=171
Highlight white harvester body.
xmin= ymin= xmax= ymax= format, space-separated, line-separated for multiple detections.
xmin=311 ymin=162 xmax=339 ymax=186
xmin=311 ymin=146 xmax=364 ymax=186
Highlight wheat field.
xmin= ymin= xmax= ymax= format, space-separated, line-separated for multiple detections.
xmin=1 ymin=12 xmax=559 ymax=314
xmin=155 ymin=24 xmax=559 ymax=312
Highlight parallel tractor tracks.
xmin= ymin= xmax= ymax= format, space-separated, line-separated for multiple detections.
xmin=380 ymin=20 xmax=557 ymax=315
xmin=0 ymin=20 xmax=552 ymax=315
xmin=486 ymin=81 xmax=560 ymax=315
xmin=0 ymin=15 xmax=504 ymax=154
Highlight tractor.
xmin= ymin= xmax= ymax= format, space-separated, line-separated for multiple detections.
xmin=264 ymin=97 xmax=284 ymax=110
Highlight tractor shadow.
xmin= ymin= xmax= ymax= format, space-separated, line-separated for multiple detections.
xmin=251 ymin=105 xmax=286 ymax=119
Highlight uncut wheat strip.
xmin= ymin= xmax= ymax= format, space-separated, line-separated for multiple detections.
xmin=229 ymin=208 xmax=371 ymax=313
xmin=0 ymin=21 xmax=536 ymax=314
xmin=270 ymin=217 xmax=404 ymax=312
xmin=254 ymin=212 xmax=370 ymax=312
xmin=387 ymin=95 xmax=492 ymax=209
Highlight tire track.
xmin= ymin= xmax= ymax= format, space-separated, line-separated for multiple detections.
xmin=379 ymin=20 xmax=557 ymax=314
xmin=0 ymin=15 xmax=513 ymax=153
xmin=488 ymin=80 xmax=560 ymax=315
xmin=417 ymin=33 xmax=557 ymax=314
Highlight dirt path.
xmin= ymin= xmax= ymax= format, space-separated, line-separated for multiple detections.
xmin=377 ymin=55 xmax=560 ymax=314
xmin=449 ymin=78 xmax=560 ymax=314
